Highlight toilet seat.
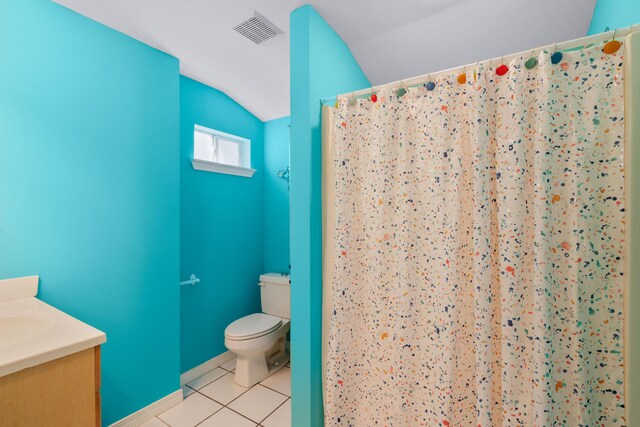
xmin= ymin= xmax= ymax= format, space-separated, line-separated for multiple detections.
xmin=225 ymin=313 xmax=283 ymax=341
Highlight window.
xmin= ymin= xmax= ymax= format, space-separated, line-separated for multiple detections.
xmin=192 ymin=125 xmax=255 ymax=177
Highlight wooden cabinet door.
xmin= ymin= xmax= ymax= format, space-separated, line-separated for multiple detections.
xmin=0 ymin=347 xmax=99 ymax=427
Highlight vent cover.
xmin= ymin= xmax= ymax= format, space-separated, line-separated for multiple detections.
xmin=233 ymin=11 xmax=284 ymax=45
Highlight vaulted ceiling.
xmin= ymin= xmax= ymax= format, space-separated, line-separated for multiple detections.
xmin=53 ymin=0 xmax=597 ymax=121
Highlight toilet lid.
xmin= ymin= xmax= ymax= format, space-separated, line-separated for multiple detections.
xmin=225 ymin=313 xmax=282 ymax=341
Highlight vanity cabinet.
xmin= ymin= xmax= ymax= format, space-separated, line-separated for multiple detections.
xmin=0 ymin=346 xmax=101 ymax=427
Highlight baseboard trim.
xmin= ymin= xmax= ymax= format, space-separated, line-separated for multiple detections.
xmin=180 ymin=351 xmax=235 ymax=386
xmin=108 ymin=389 xmax=182 ymax=427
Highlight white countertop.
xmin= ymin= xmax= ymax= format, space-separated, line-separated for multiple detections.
xmin=0 ymin=292 xmax=106 ymax=377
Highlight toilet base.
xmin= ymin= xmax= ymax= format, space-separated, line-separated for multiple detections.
xmin=234 ymin=348 xmax=288 ymax=388
xmin=226 ymin=321 xmax=290 ymax=388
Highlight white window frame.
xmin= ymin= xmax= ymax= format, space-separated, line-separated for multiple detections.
xmin=191 ymin=125 xmax=256 ymax=178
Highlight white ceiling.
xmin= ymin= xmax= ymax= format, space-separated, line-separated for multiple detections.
xmin=53 ymin=0 xmax=596 ymax=121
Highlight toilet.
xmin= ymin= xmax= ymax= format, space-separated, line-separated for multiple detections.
xmin=224 ymin=273 xmax=290 ymax=388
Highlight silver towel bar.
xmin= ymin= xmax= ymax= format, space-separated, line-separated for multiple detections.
xmin=180 ymin=274 xmax=200 ymax=286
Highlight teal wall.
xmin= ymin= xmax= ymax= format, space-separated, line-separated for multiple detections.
xmin=0 ymin=0 xmax=180 ymax=424
xmin=589 ymin=0 xmax=640 ymax=34
xmin=264 ymin=117 xmax=291 ymax=274
xmin=180 ymin=76 xmax=264 ymax=373
xmin=289 ymin=5 xmax=370 ymax=426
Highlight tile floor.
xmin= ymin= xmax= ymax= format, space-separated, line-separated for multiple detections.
xmin=142 ymin=358 xmax=291 ymax=427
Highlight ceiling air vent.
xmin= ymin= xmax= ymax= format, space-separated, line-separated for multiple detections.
xmin=233 ymin=11 xmax=284 ymax=45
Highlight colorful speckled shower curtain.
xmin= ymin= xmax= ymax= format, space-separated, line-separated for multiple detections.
xmin=324 ymin=44 xmax=626 ymax=426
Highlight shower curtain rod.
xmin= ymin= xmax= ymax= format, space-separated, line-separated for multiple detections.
xmin=322 ymin=24 xmax=639 ymax=102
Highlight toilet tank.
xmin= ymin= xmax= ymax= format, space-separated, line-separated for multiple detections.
xmin=260 ymin=273 xmax=290 ymax=319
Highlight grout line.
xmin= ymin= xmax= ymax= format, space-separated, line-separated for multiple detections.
xmin=194 ymin=389 xmax=227 ymax=407
xmin=154 ymin=417 xmax=171 ymax=426
xmin=258 ymin=396 xmax=290 ymax=425
xmin=218 ymin=358 xmax=237 ymax=373
xmin=225 ymin=405 xmax=265 ymax=425
xmin=186 ymin=368 xmax=228 ymax=391
xmin=189 ymin=371 xmax=235 ymax=426
xmin=217 ymin=384 xmax=253 ymax=407
xmin=257 ymin=382 xmax=290 ymax=398
xmin=189 ymin=366 xmax=220 ymax=381
xmin=194 ymin=376 xmax=252 ymax=407
xmin=194 ymin=388 xmax=240 ymax=408
xmin=204 ymin=370 xmax=233 ymax=387
xmin=193 ymin=404 xmax=225 ymax=427
xmin=186 ymin=363 xmax=290 ymax=426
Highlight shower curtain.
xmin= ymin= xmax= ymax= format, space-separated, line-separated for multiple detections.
xmin=323 ymin=44 xmax=626 ymax=426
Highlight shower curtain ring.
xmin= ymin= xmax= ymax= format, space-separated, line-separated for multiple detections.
xmin=551 ymin=43 xmax=563 ymax=64
xmin=426 ymin=74 xmax=436 ymax=91
xmin=603 ymin=27 xmax=623 ymax=54
xmin=496 ymin=56 xmax=510 ymax=76
xmin=457 ymin=66 xmax=467 ymax=84
xmin=397 ymin=80 xmax=405 ymax=97
xmin=525 ymin=49 xmax=538 ymax=70
xmin=348 ymin=91 xmax=357 ymax=106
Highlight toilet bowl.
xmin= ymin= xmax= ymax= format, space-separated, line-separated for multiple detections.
xmin=225 ymin=313 xmax=289 ymax=387
xmin=224 ymin=273 xmax=290 ymax=387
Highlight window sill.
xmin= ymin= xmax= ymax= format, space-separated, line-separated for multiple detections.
xmin=191 ymin=159 xmax=256 ymax=178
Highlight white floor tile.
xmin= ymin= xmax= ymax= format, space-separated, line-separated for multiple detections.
xmin=260 ymin=367 xmax=290 ymax=396
xmin=261 ymin=399 xmax=291 ymax=427
xmin=197 ymin=408 xmax=257 ymax=427
xmin=140 ymin=417 xmax=169 ymax=427
xmin=158 ymin=393 xmax=222 ymax=427
xmin=220 ymin=357 xmax=236 ymax=372
xmin=228 ymin=385 xmax=288 ymax=423
xmin=186 ymin=367 xmax=227 ymax=390
xmin=199 ymin=372 xmax=249 ymax=405
xmin=182 ymin=386 xmax=196 ymax=398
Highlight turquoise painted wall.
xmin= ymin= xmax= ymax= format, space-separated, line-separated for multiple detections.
xmin=264 ymin=117 xmax=291 ymax=274
xmin=0 ymin=0 xmax=180 ymax=424
xmin=589 ymin=0 xmax=640 ymax=34
xmin=180 ymin=76 xmax=264 ymax=373
xmin=289 ymin=5 xmax=370 ymax=426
